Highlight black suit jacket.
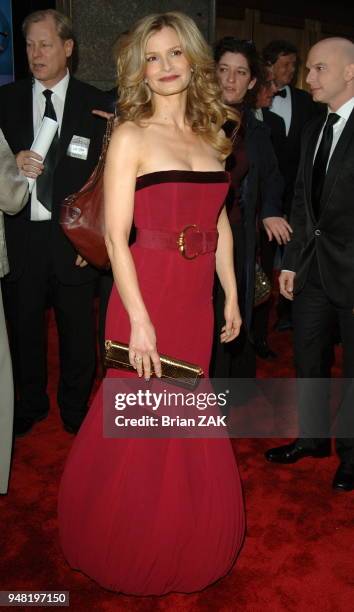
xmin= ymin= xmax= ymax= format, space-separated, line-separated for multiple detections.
xmin=262 ymin=108 xmax=287 ymax=191
xmin=262 ymin=108 xmax=286 ymax=159
xmin=0 ymin=76 xmax=111 ymax=284
xmin=283 ymin=107 xmax=354 ymax=309
xmin=272 ymin=86 xmax=321 ymax=215
xmin=244 ymin=111 xmax=284 ymax=325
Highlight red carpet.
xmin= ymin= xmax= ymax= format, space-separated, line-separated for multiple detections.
xmin=1 ymin=304 xmax=353 ymax=611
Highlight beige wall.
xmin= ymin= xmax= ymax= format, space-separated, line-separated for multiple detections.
xmin=57 ymin=0 xmax=215 ymax=89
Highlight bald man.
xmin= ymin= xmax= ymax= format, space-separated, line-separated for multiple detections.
xmin=265 ymin=38 xmax=354 ymax=492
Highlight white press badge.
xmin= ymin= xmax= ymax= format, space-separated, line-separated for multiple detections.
xmin=67 ymin=135 xmax=90 ymax=160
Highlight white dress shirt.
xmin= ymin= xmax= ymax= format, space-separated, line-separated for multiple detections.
xmin=313 ymin=96 xmax=354 ymax=168
xmin=269 ymin=85 xmax=292 ymax=136
xmin=31 ymin=69 xmax=70 ymax=221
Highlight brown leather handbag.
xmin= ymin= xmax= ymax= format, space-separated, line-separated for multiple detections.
xmin=59 ymin=117 xmax=115 ymax=269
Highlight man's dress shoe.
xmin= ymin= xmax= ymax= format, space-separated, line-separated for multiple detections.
xmin=265 ymin=441 xmax=331 ymax=464
xmin=13 ymin=412 xmax=49 ymax=437
xmin=333 ymin=464 xmax=354 ymax=491
xmin=254 ymin=338 xmax=277 ymax=359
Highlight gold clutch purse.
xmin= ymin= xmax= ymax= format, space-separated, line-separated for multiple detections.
xmin=104 ymin=340 xmax=204 ymax=389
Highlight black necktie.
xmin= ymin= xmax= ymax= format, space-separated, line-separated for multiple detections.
xmin=274 ymin=88 xmax=286 ymax=98
xmin=36 ymin=89 xmax=59 ymax=212
xmin=311 ymin=113 xmax=340 ymax=218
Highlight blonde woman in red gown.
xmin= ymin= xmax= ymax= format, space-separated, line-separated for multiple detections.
xmin=58 ymin=11 xmax=245 ymax=595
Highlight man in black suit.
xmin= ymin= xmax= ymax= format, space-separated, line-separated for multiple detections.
xmin=265 ymin=37 xmax=354 ymax=492
xmin=263 ymin=40 xmax=318 ymax=215
xmin=0 ymin=9 xmax=110 ymax=435
xmin=263 ymin=40 xmax=320 ymax=331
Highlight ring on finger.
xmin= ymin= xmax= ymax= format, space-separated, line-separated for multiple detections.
xmin=135 ymin=355 xmax=142 ymax=362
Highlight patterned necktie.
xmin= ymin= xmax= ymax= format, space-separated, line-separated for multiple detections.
xmin=36 ymin=89 xmax=59 ymax=212
xmin=311 ymin=113 xmax=340 ymax=219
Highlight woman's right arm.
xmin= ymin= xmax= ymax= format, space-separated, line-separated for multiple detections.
xmin=104 ymin=122 xmax=161 ymax=380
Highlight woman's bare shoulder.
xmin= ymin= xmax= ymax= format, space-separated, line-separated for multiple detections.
xmin=110 ymin=120 xmax=144 ymax=148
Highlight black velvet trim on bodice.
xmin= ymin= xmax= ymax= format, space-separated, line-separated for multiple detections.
xmin=135 ymin=170 xmax=229 ymax=191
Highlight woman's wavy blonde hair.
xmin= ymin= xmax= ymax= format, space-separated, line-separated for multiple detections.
xmin=116 ymin=11 xmax=239 ymax=159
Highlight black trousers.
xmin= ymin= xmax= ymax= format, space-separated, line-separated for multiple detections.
xmin=292 ymin=255 xmax=354 ymax=464
xmin=276 ymin=243 xmax=292 ymax=324
xmin=3 ymin=222 xmax=96 ymax=427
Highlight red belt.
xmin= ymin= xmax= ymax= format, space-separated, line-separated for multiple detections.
xmin=135 ymin=225 xmax=218 ymax=260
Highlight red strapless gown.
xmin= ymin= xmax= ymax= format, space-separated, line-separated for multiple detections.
xmin=58 ymin=171 xmax=245 ymax=595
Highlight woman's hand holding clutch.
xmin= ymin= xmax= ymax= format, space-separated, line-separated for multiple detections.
xmin=129 ymin=320 xmax=162 ymax=380
xmin=221 ymin=297 xmax=242 ymax=343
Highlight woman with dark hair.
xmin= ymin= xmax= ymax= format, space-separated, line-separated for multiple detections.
xmin=58 ymin=13 xmax=245 ymax=595
xmin=211 ymin=37 xmax=291 ymax=378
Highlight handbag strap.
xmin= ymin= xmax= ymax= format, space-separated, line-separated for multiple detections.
xmin=97 ymin=116 xmax=115 ymax=169
xmin=65 ymin=116 xmax=115 ymax=201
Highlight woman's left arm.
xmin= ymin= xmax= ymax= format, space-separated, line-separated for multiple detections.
xmin=215 ymin=206 xmax=242 ymax=343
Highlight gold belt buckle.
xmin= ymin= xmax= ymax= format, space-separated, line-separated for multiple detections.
xmin=177 ymin=224 xmax=202 ymax=259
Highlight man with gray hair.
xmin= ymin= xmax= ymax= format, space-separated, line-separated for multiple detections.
xmin=0 ymin=9 xmax=111 ymax=436
xmin=266 ymin=37 xmax=354 ymax=492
